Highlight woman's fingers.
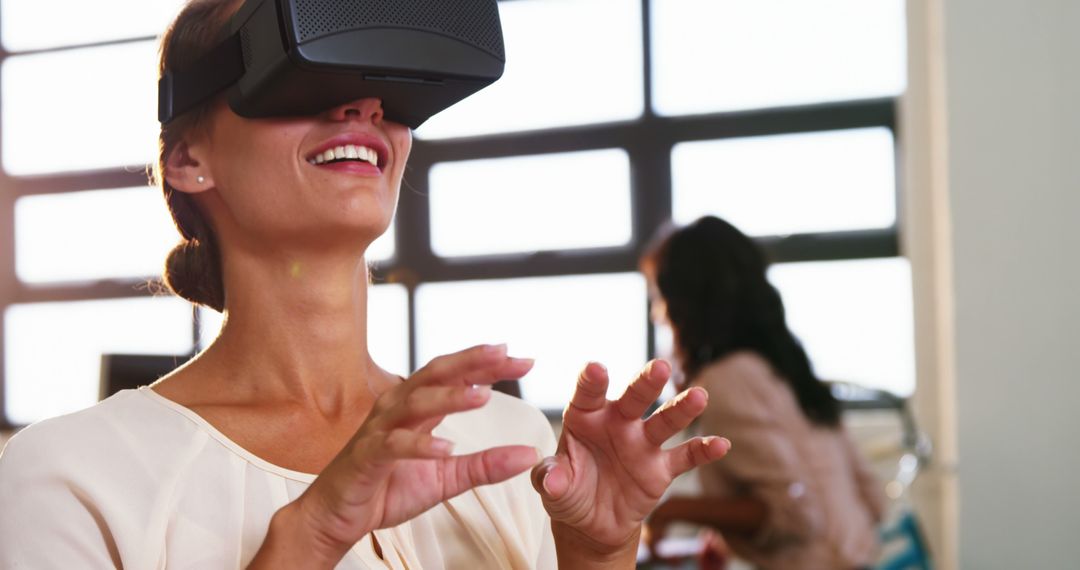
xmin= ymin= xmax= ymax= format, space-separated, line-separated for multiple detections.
xmin=414 ymin=344 xmax=534 ymax=389
xmin=614 ymin=360 xmax=671 ymax=420
xmin=569 ymin=362 xmax=610 ymax=412
xmin=529 ymin=455 xmax=572 ymax=501
xmin=348 ymin=428 xmax=456 ymax=470
xmin=329 ymin=429 xmax=456 ymax=506
xmin=376 ymin=384 xmax=493 ymax=430
xmin=642 ymin=387 xmax=709 ymax=446
xmin=370 ymin=344 xmax=532 ymax=432
xmin=383 ymin=428 xmax=456 ymax=459
xmin=440 ymin=445 xmax=539 ymax=498
xmin=665 ymin=436 xmax=731 ymax=477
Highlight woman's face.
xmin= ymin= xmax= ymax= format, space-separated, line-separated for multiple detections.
xmin=186 ymin=97 xmax=412 ymax=254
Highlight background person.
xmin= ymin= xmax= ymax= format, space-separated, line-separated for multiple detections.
xmin=642 ymin=216 xmax=885 ymax=570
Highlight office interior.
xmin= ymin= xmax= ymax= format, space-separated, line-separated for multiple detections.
xmin=0 ymin=1 xmax=1076 ymax=569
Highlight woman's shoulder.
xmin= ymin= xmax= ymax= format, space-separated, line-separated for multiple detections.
xmin=436 ymin=391 xmax=557 ymax=456
xmin=694 ymin=351 xmax=795 ymax=416
xmin=0 ymin=390 xmax=216 ymax=567
xmin=0 ymin=388 xmax=200 ymax=482
xmin=697 ymin=351 xmax=778 ymax=391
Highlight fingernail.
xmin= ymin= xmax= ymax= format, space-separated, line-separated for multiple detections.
xmin=431 ymin=438 xmax=455 ymax=454
xmin=706 ymin=436 xmax=731 ymax=451
xmin=485 ymin=343 xmax=508 ymax=354
xmin=467 ymin=385 xmax=492 ymax=402
xmin=511 ymin=357 xmax=535 ymax=367
xmin=541 ymin=472 xmax=553 ymax=495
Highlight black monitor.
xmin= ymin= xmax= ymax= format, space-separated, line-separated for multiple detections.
xmin=99 ymin=353 xmax=194 ymax=400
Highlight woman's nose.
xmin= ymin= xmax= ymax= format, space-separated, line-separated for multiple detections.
xmin=327 ymin=97 xmax=384 ymax=124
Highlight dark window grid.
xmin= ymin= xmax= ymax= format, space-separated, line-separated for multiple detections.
xmin=0 ymin=0 xmax=900 ymax=428
xmin=0 ymin=102 xmax=899 ymax=303
xmin=0 ymin=99 xmax=899 ymax=429
xmin=1 ymin=98 xmax=899 ymax=290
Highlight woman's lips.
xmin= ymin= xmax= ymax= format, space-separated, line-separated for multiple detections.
xmin=306 ymin=135 xmax=390 ymax=171
xmin=314 ymin=160 xmax=383 ymax=176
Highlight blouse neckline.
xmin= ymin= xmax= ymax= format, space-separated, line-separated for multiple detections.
xmin=137 ymin=386 xmax=319 ymax=484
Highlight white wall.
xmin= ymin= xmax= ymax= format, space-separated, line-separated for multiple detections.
xmin=937 ymin=0 xmax=1080 ymax=567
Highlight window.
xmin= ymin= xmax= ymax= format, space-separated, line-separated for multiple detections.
xmin=416 ymin=0 xmax=643 ymax=139
xmin=429 ymin=150 xmax=632 ymax=257
xmin=769 ymin=258 xmax=915 ymax=395
xmin=0 ymin=0 xmax=909 ymax=427
xmin=672 ymin=128 xmax=897 ymax=236
xmin=416 ymin=274 xmax=647 ymax=410
xmin=1 ymin=0 xmax=185 ymax=51
xmin=16 ymin=187 xmax=178 ymax=284
xmin=651 ymin=0 xmax=906 ymax=115
xmin=4 ymin=297 xmax=193 ymax=424
xmin=3 ymin=41 xmax=160 ymax=175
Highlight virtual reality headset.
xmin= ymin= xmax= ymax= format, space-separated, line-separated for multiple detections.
xmin=158 ymin=0 xmax=505 ymax=128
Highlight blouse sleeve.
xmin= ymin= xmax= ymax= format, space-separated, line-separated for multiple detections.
xmin=0 ymin=427 xmax=121 ymax=569
xmin=696 ymin=359 xmax=825 ymax=550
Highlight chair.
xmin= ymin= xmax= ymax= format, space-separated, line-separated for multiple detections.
xmin=877 ymin=509 xmax=933 ymax=570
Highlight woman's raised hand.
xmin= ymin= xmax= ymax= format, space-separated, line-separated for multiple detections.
xmin=251 ymin=344 xmax=537 ymax=568
xmin=531 ymin=360 xmax=730 ymax=564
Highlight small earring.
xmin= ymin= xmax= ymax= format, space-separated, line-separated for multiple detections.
xmin=197 ymin=176 xmax=206 ymax=184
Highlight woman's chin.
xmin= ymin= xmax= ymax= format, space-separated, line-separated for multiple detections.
xmin=264 ymin=223 xmax=389 ymax=255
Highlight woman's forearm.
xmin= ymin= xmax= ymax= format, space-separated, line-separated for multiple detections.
xmin=247 ymin=503 xmax=348 ymax=570
xmin=552 ymin=521 xmax=640 ymax=569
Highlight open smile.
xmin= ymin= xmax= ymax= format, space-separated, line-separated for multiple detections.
xmin=305 ymin=134 xmax=390 ymax=174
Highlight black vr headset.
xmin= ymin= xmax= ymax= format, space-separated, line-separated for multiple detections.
xmin=158 ymin=0 xmax=505 ymax=128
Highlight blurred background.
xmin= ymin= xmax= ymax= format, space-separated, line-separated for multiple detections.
xmin=0 ymin=0 xmax=1076 ymax=568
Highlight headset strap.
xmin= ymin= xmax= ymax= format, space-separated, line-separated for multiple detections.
xmin=158 ymin=32 xmax=246 ymax=124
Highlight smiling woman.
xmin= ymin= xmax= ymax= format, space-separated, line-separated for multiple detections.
xmin=0 ymin=0 xmax=729 ymax=568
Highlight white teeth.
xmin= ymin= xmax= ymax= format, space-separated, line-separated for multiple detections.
xmin=310 ymin=144 xmax=380 ymax=167
xmin=358 ymin=146 xmax=379 ymax=167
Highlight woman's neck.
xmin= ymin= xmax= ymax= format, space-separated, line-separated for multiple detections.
xmin=199 ymin=247 xmax=395 ymax=417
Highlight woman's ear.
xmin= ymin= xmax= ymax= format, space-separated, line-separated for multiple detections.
xmin=164 ymin=140 xmax=214 ymax=194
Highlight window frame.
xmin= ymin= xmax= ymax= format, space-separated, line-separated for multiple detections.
xmin=0 ymin=0 xmax=900 ymax=428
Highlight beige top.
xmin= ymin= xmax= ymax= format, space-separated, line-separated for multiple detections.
xmin=693 ymin=352 xmax=885 ymax=570
xmin=0 ymin=387 xmax=558 ymax=569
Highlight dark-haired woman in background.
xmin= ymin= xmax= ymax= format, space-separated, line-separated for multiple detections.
xmin=642 ymin=216 xmax=885 ymax=570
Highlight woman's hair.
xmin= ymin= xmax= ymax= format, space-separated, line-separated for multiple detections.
xmin=152 ymin=0 xmax=240 ymax=313
xmin=642 ymin=216 xmax=841 ymax=427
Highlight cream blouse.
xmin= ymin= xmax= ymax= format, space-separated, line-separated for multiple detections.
xmin=0 ymin=387 xmax=558 ymax=569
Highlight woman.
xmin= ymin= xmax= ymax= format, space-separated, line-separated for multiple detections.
xmin=0 ymin=1 xmax=730 ymax=567
xmin=642 ymin=216 xmax=886 ymax=570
